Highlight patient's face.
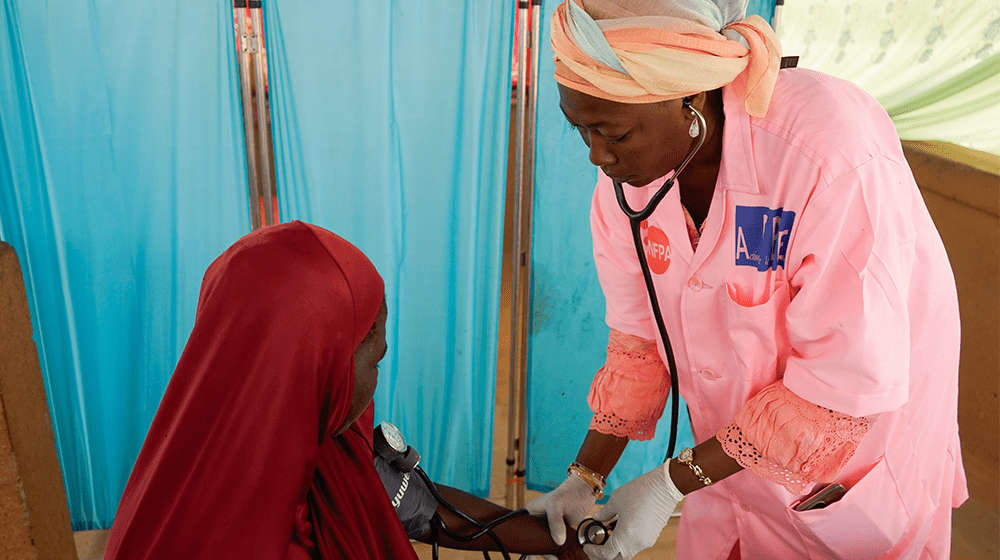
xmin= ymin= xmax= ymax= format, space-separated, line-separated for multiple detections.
xmin=335 ymin=302 xmax=388 ymax=436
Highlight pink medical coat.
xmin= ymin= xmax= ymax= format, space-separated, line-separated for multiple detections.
xmin=590 ymin=68 xmax=967 ymax=559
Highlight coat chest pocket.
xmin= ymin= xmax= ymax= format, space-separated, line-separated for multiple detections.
xmin=723 ymin=282 xmax=790 ymax=385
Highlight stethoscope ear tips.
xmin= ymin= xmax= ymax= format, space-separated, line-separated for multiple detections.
xmin=577 ymin=517 xmax=616 ymax=546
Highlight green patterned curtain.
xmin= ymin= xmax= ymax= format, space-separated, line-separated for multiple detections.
xmin=778 ymin=0 xmax=999 ymax=155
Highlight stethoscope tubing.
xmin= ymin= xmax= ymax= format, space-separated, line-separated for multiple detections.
xmin=611 ymin=100 xmax=707 ymax=462
xmin=415 ymin=464 xmax=527 ymax=560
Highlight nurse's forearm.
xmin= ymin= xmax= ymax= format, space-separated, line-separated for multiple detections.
xmin=574 ymin=430 xmax=743 ymax=496
xmin=667 ymin=436 xmax=743 ymax=495
xmin=575 ymin=429 xmax=630 ymax=478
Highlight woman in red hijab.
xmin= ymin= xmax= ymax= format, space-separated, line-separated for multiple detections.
xmin=105 ymin=221 xmax=580 ymax=559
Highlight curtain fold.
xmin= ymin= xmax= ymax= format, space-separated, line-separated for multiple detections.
xmin=263 ymin=1 xmax=512 ymax=496
xmin=884 ymin=52 xmax=998 ymax=116
xmin=0 ymin=0 xmax=249 ymax=530
xmin=778 ymin=0 xmax=999 ymax=155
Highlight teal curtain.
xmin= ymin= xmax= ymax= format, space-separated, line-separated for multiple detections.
xmin=525 ymin=0 xmax=775 ymax=495
xmin=263 ymin=2 xmax=512 ymax=496
xmin=747 ymin=0 xmax=776 ymax=25
xmin=2 ymin=0 xmax=513 ymax=531
xmin=0 ymin=0 xmax=249 ymax=530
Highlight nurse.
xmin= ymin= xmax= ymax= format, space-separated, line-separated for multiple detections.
xmin=525 ymin=1 xmax=968 ymax=559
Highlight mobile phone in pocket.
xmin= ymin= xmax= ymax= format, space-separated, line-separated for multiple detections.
xmin=794 ymin=482 xmax=846 ymax=511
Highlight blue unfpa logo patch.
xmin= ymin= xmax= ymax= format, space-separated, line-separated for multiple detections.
xmin=735 ymin=206 xmax=796 ymax=271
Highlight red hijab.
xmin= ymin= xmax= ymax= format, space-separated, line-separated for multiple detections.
xmin=106 ymin=221 xmax=418 ymax=560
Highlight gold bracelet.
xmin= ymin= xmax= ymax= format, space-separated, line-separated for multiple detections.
xmin=676 ymin=448 xmax=712 ymax=486
xmin=567 ymin=462 xmax=606 ymax=499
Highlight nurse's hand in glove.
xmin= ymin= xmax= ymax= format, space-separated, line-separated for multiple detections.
xmin=525 ymin=474 xmax=599 ymax=546
xmin=582 ymin=461 xmax=684 ymax=560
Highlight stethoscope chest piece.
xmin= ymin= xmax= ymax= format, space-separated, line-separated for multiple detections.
xmin=577 ymin=518 xmax=615 ymax=546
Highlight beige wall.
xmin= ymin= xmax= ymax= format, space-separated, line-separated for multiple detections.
xmin=903 ymin=141 xmax=1000 ymax=513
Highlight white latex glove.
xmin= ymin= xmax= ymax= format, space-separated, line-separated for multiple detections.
xmin=582 ymin=461 xmax=684 ymax=560
xmin=525 ymin=473 xmax=599 ymax=545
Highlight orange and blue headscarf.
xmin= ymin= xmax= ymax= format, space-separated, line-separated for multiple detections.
xmin=551 ymin=0 xmax=782 ymax=117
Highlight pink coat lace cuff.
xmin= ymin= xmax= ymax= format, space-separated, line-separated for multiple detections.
xmin=588 ymin=329 xmax=670 ymax=441
xmin=717 ymin=382 xmax=875 ymax=494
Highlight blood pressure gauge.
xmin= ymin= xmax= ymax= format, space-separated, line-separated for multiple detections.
xmin=374 ymin=421 xmax=421 ymax=472
xmin=378 ymin=421 xmax=408 ymax=453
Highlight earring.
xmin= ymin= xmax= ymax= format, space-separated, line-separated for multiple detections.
xmin=683 ymin=97 xmax=702 ymax=138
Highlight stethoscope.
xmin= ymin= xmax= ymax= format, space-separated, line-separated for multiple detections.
xmin=611 ymin=96 xmax=707 ymax=463
xmin=575 ymin=98 xmax=707 ymax=547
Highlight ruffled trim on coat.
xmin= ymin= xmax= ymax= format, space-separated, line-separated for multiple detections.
xmin=588 ymin=329 xmax=670 ymax=441
xmin=718 ymin=382 xmax=875 ymax=494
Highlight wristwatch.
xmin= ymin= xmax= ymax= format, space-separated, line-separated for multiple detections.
xmin=676 ymin=448 xmax=712 ymax=486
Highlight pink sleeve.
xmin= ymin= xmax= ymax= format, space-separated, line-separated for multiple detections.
xmin=717 ymin=382 xmax=875 ymax=494
xmin=588 ymin=329 xmax=670 ymax=441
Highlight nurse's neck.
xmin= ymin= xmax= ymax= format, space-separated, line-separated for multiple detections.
xmin=677 ymin=89 xmax=725 ymax=227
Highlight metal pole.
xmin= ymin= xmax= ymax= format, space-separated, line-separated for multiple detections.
xmin=505 ymin=0 xmax=531 ymax=510
xmin=771 ymin=0 xmax=784 ymax=34
xmin=251 ymin=9 xmax=276 ymax=226
xmin=236 ymin=5 xmax=262 ymax=230
xmin=513 ymin=0 xmax=542 ymax=510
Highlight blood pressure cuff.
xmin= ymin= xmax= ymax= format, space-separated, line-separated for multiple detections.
xmin=374 ymin=454 xmax=437 ymax=538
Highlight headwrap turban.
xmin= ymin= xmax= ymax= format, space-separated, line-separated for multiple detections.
xmin=551 ymin=0 xmax=782 ymax=117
